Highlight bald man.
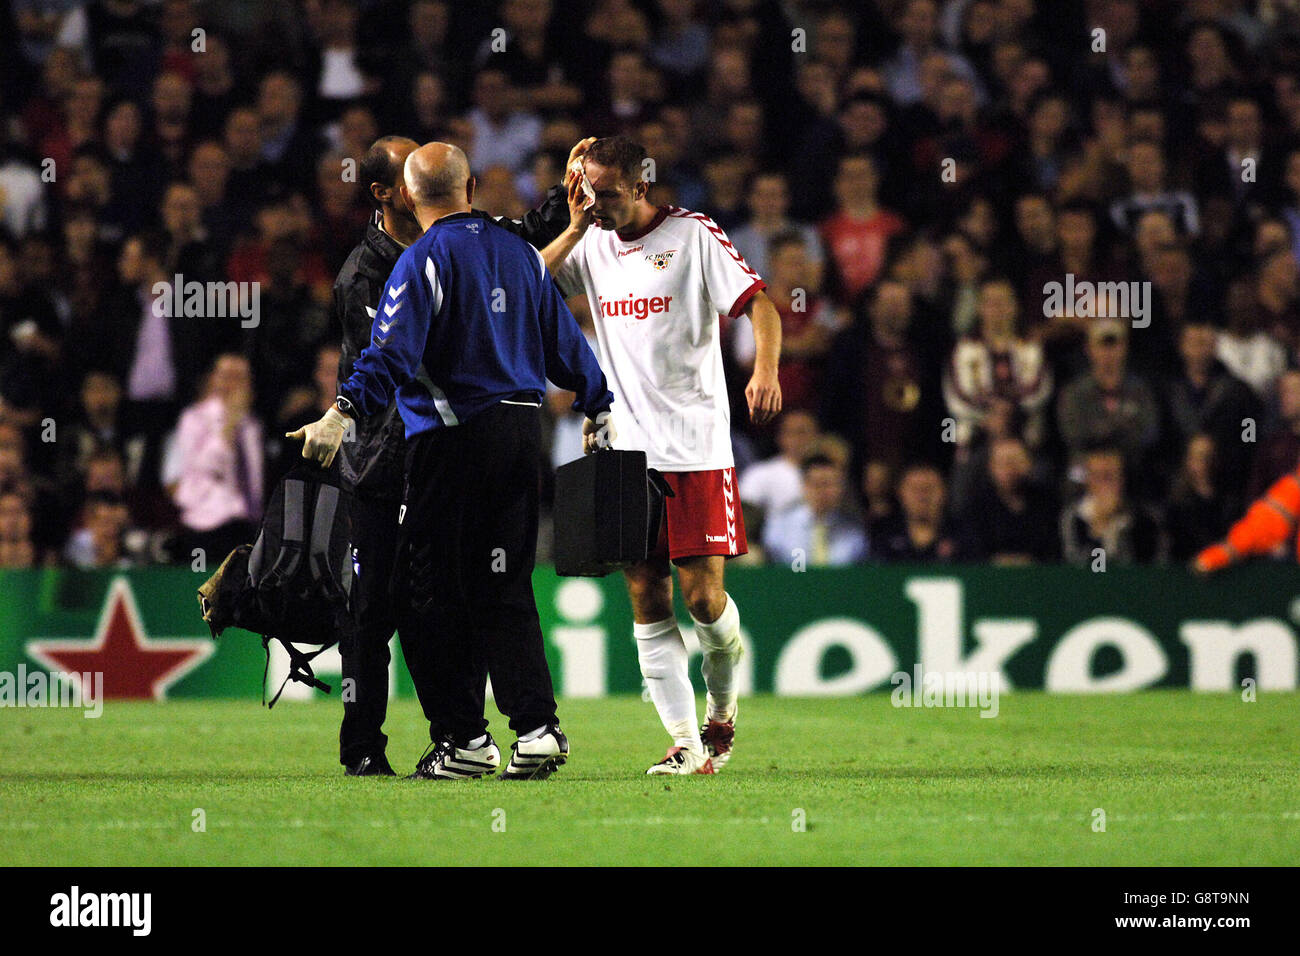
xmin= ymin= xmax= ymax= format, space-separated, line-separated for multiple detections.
xmin=326 ymin=135 xmax=591 ymax=777
xmin=299 ymin=141 xmax=613 ymax=781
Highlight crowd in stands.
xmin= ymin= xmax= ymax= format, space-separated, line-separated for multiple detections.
xmin=4 ymin=0 xmax=1300 ymax=569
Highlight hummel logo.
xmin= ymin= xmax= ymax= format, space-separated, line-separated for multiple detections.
xmin=466 ymin=222 xmax=481 ymax=233
xmin=706 ymin=534 xmax=728 ymax=543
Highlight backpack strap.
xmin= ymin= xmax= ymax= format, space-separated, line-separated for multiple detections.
xmin=262 ymin=634 xmax=334 ymax=709
xmin=251 ymin=478 xmax=307 ymax=590
xmin=307 ymin=481 xmax=343 ymax=596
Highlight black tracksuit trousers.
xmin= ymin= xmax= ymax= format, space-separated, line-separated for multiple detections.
xmin=340 ymin=491 xmax=447 ymax=764
xmin=394 ymin=401 xmax=557 ymax=744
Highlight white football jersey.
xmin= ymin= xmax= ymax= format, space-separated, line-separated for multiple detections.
xmin=555 ymin=205 xmax=766 ymax=472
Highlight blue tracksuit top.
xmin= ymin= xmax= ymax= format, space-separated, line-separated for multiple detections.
xmin=339 ymin=211 xmax=613 ymax=437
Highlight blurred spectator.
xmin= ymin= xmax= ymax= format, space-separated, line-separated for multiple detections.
xmin=478 ymin=0 xmax=582 ymax=113
xmin=100 ymin=230 xmax=218 ymax=472
xmin=188 ymin=33 xmax=239 ymax=141
xmin=862 ymin=459 xmax=896 ymax=524
xmin=57 ymin=0 xmax=161 ymax=100
xmin=63 ymin=491 xmax=136 ymax=568
xmin=1165 ymin=319 xmax=1261 ymax=496
xmin=102 ymin=98 xmax=163 ymax=235
xmin=961 ymin=436 xmax=1060 ymax=565
xmin=0 ymin=142 xmax=48 ymax=238
xmin=0 ymin=235 xmax=63 ymax=425
xmin=820 ymin=153 xmax=906 ymax=309
xmin=1217 ymin=276 xmax=1286 ymax=398
xmin=944 ymin=276 xmax=1052 ymax=449
xmin=1255 ymin=248 xmax=1300 ymax=352
xmin=1110 ymin=139 xmax=1199 ymax=237
xmin=467 ymin=69 xmax=542 ymax=176
xmin=0 ymin=490 xmax=35 ymax=569
xmin=166 ymin=352 xmax=262 ymax=561
xmin=730 ymin=171 xmax=823 ymax=281
xmin=740 ymin=409 xmax=821 ymax=520
xmin=55 ymin=370 xmax=146 ymax=489
xmin=732 ymin=230 xmax=842 ymax=412
xmin=1166 ymin=432 xmax=1237 ymax=563
xmin=1248 ymin=369 xmax=1300 ymax=500
xmin=822 ymin=279 xmax=941 ymax=473
xmin=160 ymin=180 xmax=220 ymax=279
xmin=256 ymin=71 xmax=322 ymax=192
xmin=762 ymin=453 xmax=868 ymax=567
xmin=870 ymin=461 xmax=980 ymax=562
xmin=1060 ymin=446 xmax=1165 ymax=565
xmin=649 ymin=0 xmax=711 ymax=89
xmin=1056 ymin=317 xmax=1161 ymax=480
xmin=883 ymin=0 xmax=979 ymax=107
xmin=310 ymin=0 xmax=377 ymax=113
xmin=244 ymin=236 xmax=330 ymax=423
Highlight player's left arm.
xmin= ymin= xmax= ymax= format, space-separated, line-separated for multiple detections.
xmin=743 ymin=290 xmax=782 ymax=426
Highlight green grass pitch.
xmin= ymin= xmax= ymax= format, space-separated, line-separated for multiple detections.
xmin=2 ymin=692 xmax=1297 ymax=866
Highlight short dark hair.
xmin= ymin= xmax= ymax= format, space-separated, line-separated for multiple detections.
xmin=359 ymin=136 xmax=412 ymax=209
xmin=585 ymin=135 xmax=648 ymax=185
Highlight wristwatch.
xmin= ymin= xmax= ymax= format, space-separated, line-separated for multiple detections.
xmin=334 ymin=394 xmax=358 ymax=419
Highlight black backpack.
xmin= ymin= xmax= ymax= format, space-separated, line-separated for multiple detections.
xmin=198 ymin=462 xmax=355 ymax=706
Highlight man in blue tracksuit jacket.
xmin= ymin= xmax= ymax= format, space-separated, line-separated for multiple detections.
xmin=290 ymin=142 xmax=613 ymax=780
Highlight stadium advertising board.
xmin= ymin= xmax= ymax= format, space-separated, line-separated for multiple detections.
xmin=0 ymin=564 xmax=1295 ymax=702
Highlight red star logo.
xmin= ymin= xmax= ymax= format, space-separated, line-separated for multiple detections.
xmin=25 ymin=577 xmax=212 ymax=700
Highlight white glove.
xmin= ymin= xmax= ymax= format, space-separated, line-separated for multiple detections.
xmin=582 ymin=410 xmax=615 ymax=454
xmin=286 ymin=405 xmax=351 ymax=468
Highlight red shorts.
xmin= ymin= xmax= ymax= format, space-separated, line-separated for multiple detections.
xmin=652 ymin=467 xmax=749 ymax=562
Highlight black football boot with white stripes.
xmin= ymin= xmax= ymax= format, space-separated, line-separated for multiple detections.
xmin=408 ymin=735 xmax=501 ymax=780
xmin=501 ymin=725 xmax=569 ymax=780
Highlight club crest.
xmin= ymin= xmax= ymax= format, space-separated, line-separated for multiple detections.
xmin=645 ymin=250 xmax=677 ymax=271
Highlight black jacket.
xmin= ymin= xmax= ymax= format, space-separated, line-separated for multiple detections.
xmin=332 ymin=186 xmax=572 ymax=499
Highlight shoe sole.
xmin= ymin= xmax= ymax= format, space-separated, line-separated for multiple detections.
xmin=502 ymin=753 xmax=567 ymax=781
xmin=646 ymin=756 xmax=714 ymax=775
xmin=406 ymin=767 xmax=498 ymax=781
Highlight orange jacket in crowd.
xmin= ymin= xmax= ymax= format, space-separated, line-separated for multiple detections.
xmin=1195 ymin=469 xmax=1300 ymax=572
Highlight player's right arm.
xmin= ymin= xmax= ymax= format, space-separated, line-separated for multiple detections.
xmin=541 ymin=165 xmax=594 ymax=277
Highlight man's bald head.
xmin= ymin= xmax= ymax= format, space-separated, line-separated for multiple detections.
xmin=360 ymin=135 xmax=419 ymax=209
xmin=403 ymin=142 xmax=473 ymax=210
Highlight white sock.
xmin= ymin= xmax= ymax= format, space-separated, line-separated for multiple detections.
xmin=634 ymin=617 xmax=702 ymax=752
xmin=693 ymin=593 xmax=742 ymax=723
xmin=464 ymin=734 xmax=487 ymax=750
xmin=518 ymin=725 xmax=548 ymax=742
